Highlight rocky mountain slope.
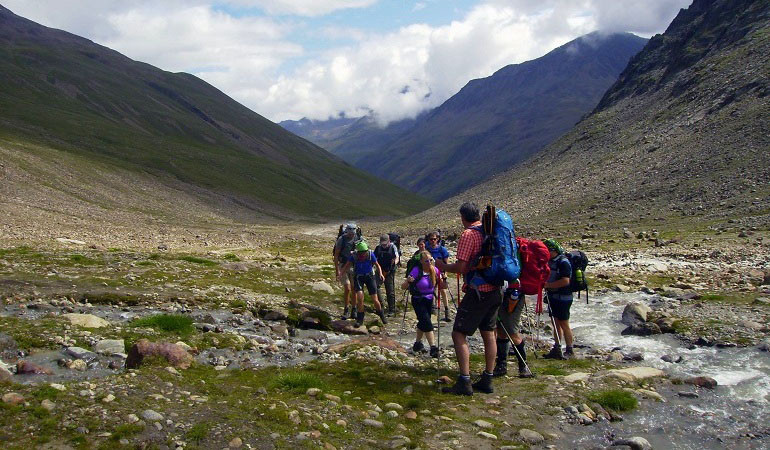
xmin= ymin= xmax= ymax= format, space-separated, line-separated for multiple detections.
xmin=0 ymin=5 xmax=430 ymax=223
xmin=412 ymin=0 xmax=769 ymax=237
xmin=340 ymin=32 xmax=646 ymax=201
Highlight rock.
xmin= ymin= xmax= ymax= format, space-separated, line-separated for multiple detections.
xmin=404 ymin=411 xmax=417 ymax=420
xmin=738 ymin=320 xmax=763 ymax=331
xmin=94 ymin=339 xmax=125 ymax=355
xmin=474 ymin=419 xmax=493 ymax=429
xmin=563 ymin=372 xmax=591 ymax=383
xmin=63 ymin=313 xmax=110 ymax=328
xmin=16 ymin=360 xmax=53 ymax=375
xmin=753 ymin=297 xmax=770 ymax=306
xmin=606 ymin=367 xmax=665 ymax=381
xmin=656 ymin=317 xmax=676 ymax=333
xmin=0 ymin=365 xmax=12 ymax=382
xmin=102 ymin=394 xmax=115 ymax=403
xmin=306 ymin=388 xmax=321 ymax=397
xmin=125 ymin=339 xmax=193 ymax=369
xmin=323 ymin=393 xmax=341 ymax=402
xmin=613 ymin=284 xmax=632 ymax=293
xmin=477 ymin=431 xmax=497 ymax=440
xmin=607 ymin=351 xmax=624 ymax=361
xmin=56 ymin=238 xmax=86 ymax=245
xmin=228 ymin=437 xmax=243 ymax=448
xmin=368 ymin=326 xmax=380 ymax=335
xmin=262 ymin=307 xmax=288 ymax=321
xmin=402 ymin=385 xmax=413 ymax=394
xmin=330 ymin=320 xmax=368 ymax=336
xmin=0 ymin=333 xmax=18 ymax=359
xmin=519 ymin=429 xmax=544 ymax=444
xmin=2 ymin=392 xmax=24 ymax=405
xmin=325 ymin=336 xmax=406 ymax=355
xmin=311 ymin=281 xmax=335 ymax=294
xmin=685 ymin=376 xmax=717 ymax=389
xmin=678 ymin=391 xmax=699 ymax=398
xmin=363 ymin=419 xmax=383 ymax=428
xmin=637 ymin=389 xmax=665 ymax=402
xmin=621 ymin=302 xmax=651 ymax=326
xmin=41 ymin=399 xmax=56 ymax=411
xmin=758 ymin=340 xmax=770 ymax=352
xmin=384 ymin=402 xmax=403 ymax=411
xmin=67 ymin=359 xmax=88 ymax=371
xmin=623 ymin=352 xmax=644 ymax=362
xmin=621 ymin=322 xmax=661 ymax=336
xmin=612 ymin=437 xmax=652 ymax=450
xmin=141 ymin=409 xmax=164 ymax=422
xmin=385 ymin=410 xmax=398 ymax=418
xmin=65 ymin=346 xmax=97 ymax=362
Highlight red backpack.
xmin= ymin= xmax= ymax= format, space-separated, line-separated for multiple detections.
xmin=516 ymin=237 xmax=551 ymax=308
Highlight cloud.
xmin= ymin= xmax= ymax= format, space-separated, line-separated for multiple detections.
xmin=3 ymin=0 xmax=690 ymax=124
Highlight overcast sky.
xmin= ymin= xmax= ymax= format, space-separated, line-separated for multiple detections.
xmin=4 ymin=0 xmax=691 ymax=124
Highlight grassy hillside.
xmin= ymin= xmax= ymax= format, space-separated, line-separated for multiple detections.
xmin=405 ymin=0 xmax=769 ymax=239
xmin=0 ymin=5 xmax=430 ymax=221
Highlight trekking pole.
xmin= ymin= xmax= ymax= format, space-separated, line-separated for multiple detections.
xmin=545 ymin=294 xmax=561 ymax=348
xmin=446 ymin=278 xmax=458 ymax=309
xmin=522 ymin=296 xmax=539 ymax=359
xmin=435 ymin=285 xmax=441 ymax=385
xmin=398 ymin=289 xmax=409 ymax=336
xmin=497 ymin=319 xmax=534 ymax=376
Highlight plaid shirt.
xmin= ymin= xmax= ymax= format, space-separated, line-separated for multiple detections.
xmin=456 ymin=222 xmax=497 ymax=292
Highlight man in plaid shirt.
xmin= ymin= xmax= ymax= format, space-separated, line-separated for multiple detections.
xmin=436 ymin=202 xmax=502 ymax=395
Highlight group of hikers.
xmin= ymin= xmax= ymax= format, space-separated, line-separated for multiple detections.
xmin=332 ymin=201 xmax=587 ymax=396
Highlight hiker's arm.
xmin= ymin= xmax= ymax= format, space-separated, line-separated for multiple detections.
xmin=436 ymin=259 xmax=468 ymax=275
xmin=545 ymin=277 xmax=570 ymax=289
xmin=401 ymin=278 xmax=410 ymax=289
xmin=333 ymin=246 xmax=341 ymax=275
xmin=338 ymin=261 xmax=351 ymax=279
xmin=375 ymin=262 xmax=384 ymax=281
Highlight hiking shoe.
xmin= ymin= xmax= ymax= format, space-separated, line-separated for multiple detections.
xmin=341 ymin=307 xmax=349 ymax=320
xmin=354 ymin=312 xmax=364 ymax=328
xmin=429 ymin=345 xmax=439 ymax=358
xmin=518 ymin=362 xmax=534 ymax=378
xmin=350 ymin=307 xmax=357 ymax=320
xmin=492 ymin=361 xmax=507 ymax=377
xmin=471 ymin=372 xmax=494 ymax=394
xmin=565 ymin=347 xmax=575 ymax=359
xmin=441 ymin=377 xmax=473 ymax=396
xmin=543 ymin=346 xmax=566 ymax=360
xmin=412 ymin=341 xmax=425 ymax=353
xmin=442 ymin=314 xmax=451 ymax=322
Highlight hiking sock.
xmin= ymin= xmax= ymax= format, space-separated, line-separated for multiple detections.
xmin=378 ymin=308 xmax=388 ymax=324
xmin=493 ymin=339 xmax=508 ymax=377
xmin=514 ymin=342 xmax=527 ymax=364
xmin=355 ymin=311 xmax=365 ymax=327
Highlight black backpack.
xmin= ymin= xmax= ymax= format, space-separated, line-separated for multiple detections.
xmin=332 ymin=225 xmax=363 ymax=257
xmin=565 ymin=250 xmax=589 ymax=303
xmin=387 ymin=232 xmax=401 ymax=254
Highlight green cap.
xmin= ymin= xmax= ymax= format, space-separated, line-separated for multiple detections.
xmin=355 ymin=241 xmax=369 ymax=252
xmin=543 ymin=239 xmax=564 ymax=254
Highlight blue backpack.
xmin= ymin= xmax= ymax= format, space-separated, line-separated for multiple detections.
xmin=467 ymin=206 xmax=521 ymax=288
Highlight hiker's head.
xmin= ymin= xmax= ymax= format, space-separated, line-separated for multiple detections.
xmin=379 ymin=234 xmax=390 ymax=246
xmin=459 ymin=202 xmax=480 ymax=225
xmin=426 ymin=231 xmax=439 ymax=247
xmin=418 ymin=250 xmax=437 ymax=287
xmin=344 ymin=223 xmax=357 ymax=235
xmin=355 ymin=241 xmax=369 ymax=253
xmin=543 ymin=238 xmax=563 ymax=257
xmin=416 ymin=237 xmax=426 ymax=251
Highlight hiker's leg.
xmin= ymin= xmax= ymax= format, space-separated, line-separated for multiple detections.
xmin=356 ymin=290 xmax=365 ymax=311
xmin=480 ymin=330 xmax=496 ymax=373
xmin=452 ymin=330 xmax=470 ymax=376
xmin=416 ymin=330 xmax=424 ymax=342
xmin=425 ymin=331 xmax=435 ymax=347
xmin=558 ymin=319 xmax=573 ymax=347
xmin=385 ymin=270 xmax=396 ymax=312
xmin=414 ymin=296 xmax=433 ymax=335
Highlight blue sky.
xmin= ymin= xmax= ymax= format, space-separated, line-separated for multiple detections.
xmin=4 ymin=0 xmax=690 ymax=122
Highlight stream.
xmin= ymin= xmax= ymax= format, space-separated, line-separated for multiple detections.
xmin=566 ymin=292 xmax=770 ymax=449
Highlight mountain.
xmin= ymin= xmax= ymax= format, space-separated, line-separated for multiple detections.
xmin=415 ymin=0 xmax=769 ymax=236
xmin=280 ymin=114 xmax=419 ymax=164
xmin=0 ymin=5 xmax=430 ymax=222
xmin=352 ymin=32 xmax=648 ymax=201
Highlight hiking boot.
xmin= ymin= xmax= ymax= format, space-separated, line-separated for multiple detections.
xmin=429 ymin=345 xmax=439 ymax=358
xmin=518 ymin=361 xmax=534 ymax=378
xmin=565 ymin=346 xmax=575 ymax=359
xmin=543 ymin=346 xmax=566 ymax=360
xmin=354 ymin=312 xmax=364 ymax=328
xmin=441 ymin=376 xmax=473 ymax=396
xmin=492 ymin=360 xmax=507 ymax=377
xmin=471 ymin=372 xmax=494 ymax=394
xmin=378 ymin=309 xmax=388 ymax=324
xmin=350 ymin=306 xmax=357 ymax=320
xmin=341 ymin=306 xmax=349 ymax=320
xmin=442 ymin=312 xmax=451 ymax=322
xmin=412 ymin=341 xmax=425 ymax=353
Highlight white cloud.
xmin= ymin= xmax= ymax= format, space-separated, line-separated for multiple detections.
xmin=2 ymin=0 xmax=690 ymax=124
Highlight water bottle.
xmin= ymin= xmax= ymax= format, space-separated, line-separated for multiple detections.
xmin=575 ymin=269 xmax=584 ymax=285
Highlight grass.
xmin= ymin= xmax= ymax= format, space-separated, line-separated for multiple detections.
xmin=589 ymin=389 xmax=638 ymax=412
xmin=186 ymin=422 xmax=211 ymax=444
xmin=178 ymin=255 xmax=218 ymax=266
xmin=271 ymin=372 xmax=327 ymax=392
xmin=130 ymin=314 xmax=194 ymax=334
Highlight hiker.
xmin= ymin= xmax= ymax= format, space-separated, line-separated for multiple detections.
xmin=334 ymin=223 xmax=359 ymax=320
xmin=412 ymin=236 xmax=426 ymax=257
xmin=338 ymin=241 xmax=388 ymax=327
xmin=402 ymin=250 xmax=441 ymax=358
xmin=542 ymin=239 xmax=574 ymax=360
xmin=374 ymin=234 xmax=400 ymax=316
xmin=495 ymin=286 xmax=533 ymax=377
xmin=426 ymin=231 xmax=451 ymax=322
xmin=435 ymin=202 xmax=501 ymax=395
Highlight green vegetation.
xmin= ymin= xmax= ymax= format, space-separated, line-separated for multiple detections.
xmin=271 ymin=372 xmax=327 ymax=392
xmin=178 ymin=255 xmax=217 ymax=266
xmin=185 ymin=422 xmax=211 ymax=444
xmin=589 ymin=389 xmax=638 ymax=412
xmin=131 ymin=314 xmax=194 ymax=334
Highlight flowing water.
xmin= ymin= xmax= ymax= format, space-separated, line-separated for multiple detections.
xmin=565 ymin=292 xmax=770 ymax=449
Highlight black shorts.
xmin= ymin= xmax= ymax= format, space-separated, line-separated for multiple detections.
xmin=453 ymin=289 xmax=502 ymax=336
xmin=354 ymin=274 xmax=378 ymax=295
xmin=548 ymin=295 xmax=573 ymax=321
xmin=411 ymin=296 xmax=434 ymax=332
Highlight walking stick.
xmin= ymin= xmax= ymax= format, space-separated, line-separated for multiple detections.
xmin=435 ymin=283 xmax=441 ymax=385
xmin=398 ymin=290 xmax=409 ymax=336
xmin=522 ymin=296 xmax=539 ymax=359
xmin=497 ymin=319 xmax=534 ymax=376
xmin=545 ymin=293 xmax=561 ymax=348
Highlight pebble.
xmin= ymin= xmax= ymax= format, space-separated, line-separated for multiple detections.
xmin=228 ymin=437 xmax=243 ymax=448
xmin=335 ymin=419 xmax=346 ymax=427
xmin=127 ymin=414 xmax=139 ymax=423
xmin=102 ymin=394 xmax=116 ymax=403
xmin=519 ymin=428 xmax=545 ymax=444
xmin=2 ymin=393 xmax=24 ymax=405
xmin=49 ymin=383 xmax=66 ymax=391
xmin=384 ymin=402 xmax=403 ymax=411
xmin=678 ymin=391 xmax=699 ymax=398
xmin=385 ymin=410 xmax=398 ymax=418
xmin=405 ymin=411 xmax=417 ymax=420
xmin=141 ymin=409 xmax=164 ymax=422
xmin=306 ymin=388 xmax=321 ymax=397
xmin=41 ymin=399 xmax=56 ymax=411
xmin=474 ymin=419 xmax=493 ymax=429
xmin=323 ymin=393 xmax=341 ymax=402
xmin=477 ymin=431 xmax=497 ymax=440
xmin=363 ymin=419 xmax=384 ymax=428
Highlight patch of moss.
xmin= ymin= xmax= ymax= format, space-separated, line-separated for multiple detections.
xmin=589 ymin=389 xmax=638 ymax=412
xmin=131 ymin=314 xmax=194 ymax=335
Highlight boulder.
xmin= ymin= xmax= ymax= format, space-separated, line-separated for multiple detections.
xmin=685 ymin=376 xmax=717 ymax=389
xmin=656 ymin=317 xmax=676 ymax=333
xmin=0 ymin=366 xmax=12 ymax=382
xmin=612 ymin=437 xmax=652 ymax=450
xmin=65 ymin=346 xmax=98 ymax=362
xmin=94 ymin=339 xmax=125 ymax=355
xmin=563 ymin=372 xmax=591 ymax=383
xmin=621 ymin=303 xmax=651 ymax=326
xmin=607 ymin=367 xmax=665 ymax=381
xmin=518 ymin=429 xmax=544 ymax=444
xmin=16 ymin=360 xmax=53 ymax=375
xmin=262 ymin=307 xmax=289 ymax=321
xmin=757 ymin=339 xmax=770 ymax=352
xmin=2 ymin=392 xmax=24 ymax=405
xmin=621 ymin=322 xmax=661 ymax=336
xmin=63 ymin=313 xmax=110 ymax=328
xmin=125 ymin=339 xmax=193 ymax=369
xmin=330 ymin=320 xmax=368 ymax=336
xmin=310 ymin=281 xmax=335 ymax=294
